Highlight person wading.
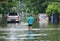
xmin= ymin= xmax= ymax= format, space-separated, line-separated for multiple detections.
xmin=27 ymin=15 xmax=34 ymax=30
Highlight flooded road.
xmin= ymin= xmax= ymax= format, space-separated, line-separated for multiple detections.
xmin=0 ymin=22 xmax=60 ymax=41
xmin=0 ymin=22 xmax=28 ymax=41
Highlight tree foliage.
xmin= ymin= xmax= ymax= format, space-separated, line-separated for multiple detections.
xmin=21 ymin=0 xmax=45 ymax=14
xmin=20 ymin=0 xmax=60 ymax=15
xmin=0 ymin=0 xmax=60 ymax=15
xmin=0 ymin=0 xmax=18 ymax=14
xmin=46 ymin=2 xmax=60 ymax=16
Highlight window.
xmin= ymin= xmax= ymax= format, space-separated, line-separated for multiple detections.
xmin=9 ymin=12 xmax=17 ymax=16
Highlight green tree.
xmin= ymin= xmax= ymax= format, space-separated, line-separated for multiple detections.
xmin=46 ymin=3 xmax=58 ymax=16
xmin=46 ymin=2 xmax=60 ymax=24
xmin=20 ymin=0 xmax=45 ymax=14
xmin=21 ymin=0 xmax=60 ymax=15
xmin=0 ymin=0 xmax=18 ymax=16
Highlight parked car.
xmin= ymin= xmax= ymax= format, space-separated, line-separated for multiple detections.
xmin=38 ymin=14 xmax=48 ymax=28
xmin=6 ymin=12 xmax=20 ymax=23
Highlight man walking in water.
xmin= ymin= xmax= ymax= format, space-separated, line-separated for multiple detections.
xmin=28 ymin=15 xmax=34 ymax=30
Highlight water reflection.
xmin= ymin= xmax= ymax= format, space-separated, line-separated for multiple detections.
xmin=28 ymin=30 xmax=34 ymax=41
xmin=46 ymin=30 xmax=60 ymax=41
xmin=0 ymin=29 xmax=60 ymax=41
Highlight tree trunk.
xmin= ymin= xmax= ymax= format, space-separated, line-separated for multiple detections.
xmin=48 ymin=16 xmax=51 ymax=23
xmin=2 ymin=14 xmax=4 ymax=17
xmin=56 ymin=13 xmax=59 ymax=24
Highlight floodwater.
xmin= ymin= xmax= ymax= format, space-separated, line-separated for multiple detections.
xmin=0 ymin=22 xmax=60 ymax=41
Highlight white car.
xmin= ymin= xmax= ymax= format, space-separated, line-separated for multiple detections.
xmin=38 ymin=14 xmax=48 ymax=27
xmin=6 ymin=12 xmax=20 ymax=23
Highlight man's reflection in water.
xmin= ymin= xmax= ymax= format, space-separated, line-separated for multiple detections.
xmin=28 ymin=30 xmax=34 ymax=41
